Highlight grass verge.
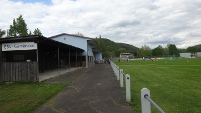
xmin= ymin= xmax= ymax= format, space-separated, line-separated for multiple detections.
xmin=0 ymin=82 xmax=66 ymax=113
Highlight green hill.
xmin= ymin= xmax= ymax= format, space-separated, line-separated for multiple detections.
xmin=94 ymin=37 xmax=138 ymax=58
xmin=192 ymin=44 xmax=201 ymax=51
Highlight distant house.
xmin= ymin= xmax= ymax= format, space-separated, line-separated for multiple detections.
xmin=197 ymin=52 xmax=201 ymax=57
xmin=180 ymin=53 xmax=191 ymax=58
xmin=49 ymin=33 xmax=102 ymax=68
xmin=180 ymin=53 xmax=198 ymax=58
xmin=120 ymin=53 xmax=134 ymax=59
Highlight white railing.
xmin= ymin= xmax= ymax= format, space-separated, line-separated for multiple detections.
xmin=109 ymin=60 xmax=131 ymax=103
xmin=141 ymin=88 xmax=165 ymax=113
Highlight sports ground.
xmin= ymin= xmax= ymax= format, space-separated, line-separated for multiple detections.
xmin=115 ymin=58 xmax=201 ymax=113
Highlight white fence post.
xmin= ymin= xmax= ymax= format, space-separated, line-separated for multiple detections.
xmin=125 ymin=74 xmax=131 ymax=102
xmin=120 ymin=69 xmax=124 ymax=87
xmin=116 ymin=66 xmax=120 ymax=80
xmin=141 ymin=88 xmax=151 ymax=113
xmin=114 ymin=65 xmax=117 ymax=76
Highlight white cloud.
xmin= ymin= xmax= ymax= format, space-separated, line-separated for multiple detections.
xmin=1 ymin=0 xmax=201 ymax=49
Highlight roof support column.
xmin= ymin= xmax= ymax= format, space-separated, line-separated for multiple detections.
xmin=58 ymin=46 xmax=60 ymax=68
xmin=76 ymin=49 xmax=77 ymax=67
xmin=69 ymin=48 xmax=70 ymax=68
xmin=36 ymin=43 xmax=39 ymax=62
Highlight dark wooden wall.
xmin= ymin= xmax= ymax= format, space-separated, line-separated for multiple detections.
xmin=1 ymin=62 xmax=39 ymax=82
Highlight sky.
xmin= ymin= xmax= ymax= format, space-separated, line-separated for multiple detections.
xmin=1 ymin=0 xmax=201 ymax=49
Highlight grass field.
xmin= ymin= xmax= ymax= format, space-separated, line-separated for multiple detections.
xmin=0 ymin=83 xmax=66 ymax=113
xmin=115 ymin=58 xmax=201 ymax=113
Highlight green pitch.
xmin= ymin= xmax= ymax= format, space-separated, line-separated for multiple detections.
xmin=115 ymin=58 xmax=201 ymax=113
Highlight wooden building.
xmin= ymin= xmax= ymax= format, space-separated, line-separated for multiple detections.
xmin=120 ymin=53 xmax=134 ymax=59
xmin=0 ymin=35 xmax=83 ymax=82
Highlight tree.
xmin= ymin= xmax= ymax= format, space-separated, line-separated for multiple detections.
xmin=187 ymin=47 xmax=197 ymax=54
xmin=29 ymin=31 xmax=32 ymax=35
xmin=117 ymin=48 xmax=127 ymax=56
xmin=0 ymin=29 xmax=6 ymax=38
xmin=137 ymin=45 xmax=151 ymax=57
xmin=168 ymin=44 xmax=179 ymax=57
xmin=33 ymin=28 xmax=42 ymax=36
xmin=152 ymin=45 xmax=164 ymax=57
xmin=94 ymin=35 xmax=107 ymax=57
xmin=8 ymin=15 xmax=28 ymax=36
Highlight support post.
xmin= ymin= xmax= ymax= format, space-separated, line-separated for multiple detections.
xmin=141 ymin=88 xmax=151 ymax=113
xmin=69 ymin=48 xmax=70 ymax=69
xmin=58 ymin=47 xmax=60 ymax=68
xmin=76 ymin=49 xmax=77 ymax=67
xmin=125 ymin=74 xmax=131 ymax=102
xmin=36 ymin=43 xmax=39 ymax=62
xmin=120 ymin=69 xmax=124 ymax=87
xmin=116 ymin=66 xmax=119 ymax=80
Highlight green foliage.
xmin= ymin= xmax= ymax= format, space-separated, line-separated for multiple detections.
xmin=137 ymin=45 xmax=151 ymax=57
xmin=94 ymin=37 xmax=138 ymax=58
xmin=33 ymin=28 xmax=43 ymax=36
xmin=8 ymin=15 xmax=28 ymax=36
xmin=187 ymin=46 xmax=198 ymax=53
xmin=115 ymin=58 xmax=201 ymax=113
xmin=178 ymin=49 xmax=187 ymax=53
xmin=0 ymin=83 xmax=66 ymax=113
xmin=167 ymin=44 xmax=179 ymax=56
xmin=7 ymin=15 xmax=43 ymax=37
xmin=152 ymin=45 xmax=163 ymax=57
xmin=192 ymin=44 xmax=201 ymax=51
xmin=0 ymin=29 xmax=6 ymax=38
xmin=29 ymin=31 xmax=32 ymax=35
xmin=118 ymin=43 xmax=138 ymax=56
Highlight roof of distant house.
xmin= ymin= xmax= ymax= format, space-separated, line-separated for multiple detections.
xmin=48 ymin=33 xmax=94 ymax=40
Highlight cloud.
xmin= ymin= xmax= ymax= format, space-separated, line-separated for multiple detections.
xmin=1 ymin=0 xmax=201 ymax=49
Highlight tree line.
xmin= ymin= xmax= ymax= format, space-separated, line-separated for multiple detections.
xmin=0 ymin=15 xmax=42 ymax=38
xmin=94 ymin=37 xmax=201 ymax=58
xmin=138 ymin=44 xmax=179 ymax=58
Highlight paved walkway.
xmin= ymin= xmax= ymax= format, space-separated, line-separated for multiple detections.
xmin=33 ymin=64 xmax=134 ymax=113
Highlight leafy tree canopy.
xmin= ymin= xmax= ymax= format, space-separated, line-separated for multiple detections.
xmin=189 ymin=44 xmax=201 ymax=52
xmin=167 ymin=44 xmax=179 ymax=56
xmin=7 ymin=15 xmax=43 ymax=37
xmin=187 ymin=46 xmax=198 ymax=53
xmin=137 ymin=45 xmax=151 ymax=57
xmin=8 ymin=15 xmax=28 ymax=36
xmin=152 ymin=45 xmax=163 ymax=57
xmin=33 ymin=28 xmax=43 ymax=36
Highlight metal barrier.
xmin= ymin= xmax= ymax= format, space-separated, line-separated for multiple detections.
xmin=141 ymin=88 xmax=165 ymax=113
xmin=109 ymin=59 xmax=131 ymax=103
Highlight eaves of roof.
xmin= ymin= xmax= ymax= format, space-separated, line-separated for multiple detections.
xmin=0 ymin=35 xmax=84 ymax=51
xmin=48 ymin=33 xmax=94 ymax=40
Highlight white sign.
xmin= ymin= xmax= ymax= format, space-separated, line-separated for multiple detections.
xmin=2 ymin=42 xmax=37 ymax=51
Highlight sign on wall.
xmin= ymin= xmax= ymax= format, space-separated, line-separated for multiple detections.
xmin=2 ymin=42 xmax=37 ymax=51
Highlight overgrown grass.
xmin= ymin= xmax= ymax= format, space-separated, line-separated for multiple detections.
xmin=0 ymin=82 xmax=66 ymax=113
xmin=115 ymin=58 xmax=201 ymax=113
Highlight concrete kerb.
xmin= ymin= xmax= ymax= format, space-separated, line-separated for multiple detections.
xmin=39 ymin=67 xmax=80 ymax=82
